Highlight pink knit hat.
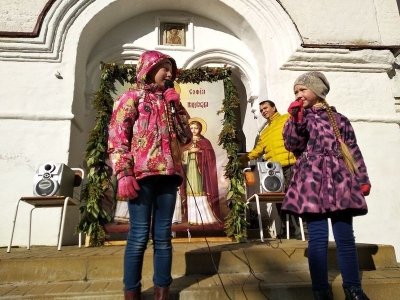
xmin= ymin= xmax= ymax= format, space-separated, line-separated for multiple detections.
xmin=136 ymin=50 xmax=177 ymax=86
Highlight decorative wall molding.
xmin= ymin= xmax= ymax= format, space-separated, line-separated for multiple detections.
xmin=182 ymin=49 xmax=259 ymax=101
xmin=0 ymin=111 xmax=74 ymax=121
xmin=86 ymin=47 xmax=259 ymax=109
xmin=86 ymin=45 xmax=147 ymax=80
xmin=302 ymin=43 xmax=400 ymax=50
xmin=391 ymin=51 xmax=400 ymax=113
xmin=281 ymin=48 xmax=395 ymax=73
xmin=0 ymin=111 xmax=84 ymax=132
xmin=0 ymin=0 xmax=57 ymax=38
xmin=0 ymin=0 xmax=95 ymax=62
xmin=349 ymin=115 xmax=400 ymax=125
xmin=243 ymin=0 xmax=301 ymax=63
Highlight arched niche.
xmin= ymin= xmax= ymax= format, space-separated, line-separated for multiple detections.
xmin=61 ymin=0 xmax=300 ymax=167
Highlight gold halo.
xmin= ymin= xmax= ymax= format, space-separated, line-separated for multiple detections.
xmin=173 ymin=81 xmax=181 ymax=94
xmin=189 ymin=117 xmax=207 ymax=135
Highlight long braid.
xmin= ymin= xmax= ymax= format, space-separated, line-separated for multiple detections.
xmin=322 ymin=100 xmax=358 ymax=174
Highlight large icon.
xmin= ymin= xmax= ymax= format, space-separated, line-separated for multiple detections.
xmin=33 ymin=163 xmax=75 ymax=197
xmin=256 ymin=161 xmax=284 ymax=193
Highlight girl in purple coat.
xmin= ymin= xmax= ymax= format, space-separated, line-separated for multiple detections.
xmin=282 ymin=71 xmax=371 ymax=300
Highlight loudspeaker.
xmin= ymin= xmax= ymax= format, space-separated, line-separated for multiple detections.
xmin=256 ymin=161 xmax=285 ymax=193
xmin=33 ymin=163 xmax=75 ymax=197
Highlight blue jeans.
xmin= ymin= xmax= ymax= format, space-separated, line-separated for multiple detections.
xmin=123 ymin=175 xmax=178 ymax=291
xmin=305 ymin=212 xmax=361 ymax=291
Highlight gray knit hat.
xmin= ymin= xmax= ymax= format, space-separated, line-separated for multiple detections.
xmin=294 ymin=71 xmax=330 ymax=99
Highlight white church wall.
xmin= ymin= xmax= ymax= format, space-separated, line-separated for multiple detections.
xmin=0 ymin=118 xmax=73 ymax=247
xmin=0 ymin=0 xmax=399 ymax=261
xmin=271 ymin=71 xmax=397 ymax=118
xmin=0 ymin=61 xmax=74 ymax=113
xmin=88 ymin=11 xmax=254 ymax=71
xmin=373 ymin=0 xmax=400 ymax=45
xmin=350 ymin=121 xmax=400 ymax=247
xmin=280 ymin=0 xmax=400 ymax=45
xmin=0 ymin=0 xmax=49 ymax=32
xmin=0 ymin=27 xmax=81 ymax=246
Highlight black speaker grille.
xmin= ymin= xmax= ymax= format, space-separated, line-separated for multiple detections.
xmin=35 ymin=179 xmax=57 ymax=196
xmin=263 ymin=176 xmax=282 ymax=192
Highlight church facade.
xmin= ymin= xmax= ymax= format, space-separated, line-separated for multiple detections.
xmin=1 ymin=0 xmax=399 ymax=259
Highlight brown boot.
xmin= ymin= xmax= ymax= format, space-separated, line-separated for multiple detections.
xmin=124 ymin=289 xmax=141 ymax=300
xmin=154 ymin=286 xmax=169 ymax=300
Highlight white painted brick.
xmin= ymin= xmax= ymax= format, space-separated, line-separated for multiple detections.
xmin=0 ymin=0 xmax=49 ymax=32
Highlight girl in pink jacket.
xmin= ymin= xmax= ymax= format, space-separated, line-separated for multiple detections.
xmin=108 ymin=50 xmax=191 ymax=300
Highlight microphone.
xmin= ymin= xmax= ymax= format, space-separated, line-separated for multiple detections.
xmin=164 ymin=80 xmax=176 ymax=115
xmin=164 ymin=79 xmax=174 ymax=90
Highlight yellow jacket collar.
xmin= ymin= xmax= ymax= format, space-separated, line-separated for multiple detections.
xmin=268 ymin=112 xmax=281 ymax=123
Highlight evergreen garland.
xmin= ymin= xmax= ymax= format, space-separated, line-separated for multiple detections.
xmin=218 ymin=76 xmax=247 ymax=242
xmin=77 ymin=62 xmax=247 ymax=245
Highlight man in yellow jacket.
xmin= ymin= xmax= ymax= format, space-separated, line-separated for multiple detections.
xmin=239 ymin=100 xmax=295 ymax=173
xmin=239 ymin=100 xmax=304 ymax=239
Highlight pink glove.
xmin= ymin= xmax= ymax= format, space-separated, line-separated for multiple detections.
xmin=288 ymin=100 xmax=304 ymax=122
xmin=361 ymin=184 xmax=371 ymax=196
xmin=163 ymin=88 xmax=180 ymax=107
xmin=118 ymin=176 xmax=140 ymax=199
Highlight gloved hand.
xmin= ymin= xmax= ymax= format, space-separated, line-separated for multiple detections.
xmin=118 ymin=176 xmax=140 ymax=199
xmin=164 ymin=88 xmax=180 ymax=107
xmin=360 ymin=184 xmax=371 ymax=196
xmin=287 ymin=99 xmax=304 ymax=122
xmin=238 ymin=154 xmax=250 ymax=166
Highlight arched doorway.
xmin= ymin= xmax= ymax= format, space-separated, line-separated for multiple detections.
xmin=65 ymin=0 xmax=300 ymax=243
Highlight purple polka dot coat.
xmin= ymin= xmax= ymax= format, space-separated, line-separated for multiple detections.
xmin=282 ymin=106 xmax=370 ymax=217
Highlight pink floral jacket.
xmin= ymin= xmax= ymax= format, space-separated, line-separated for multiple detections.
xmin=107 ymin=87 xmax=190 ymax=183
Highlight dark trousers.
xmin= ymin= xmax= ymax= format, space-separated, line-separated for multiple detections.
xmin=305 ymin=212 xmax=361 ymax=290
